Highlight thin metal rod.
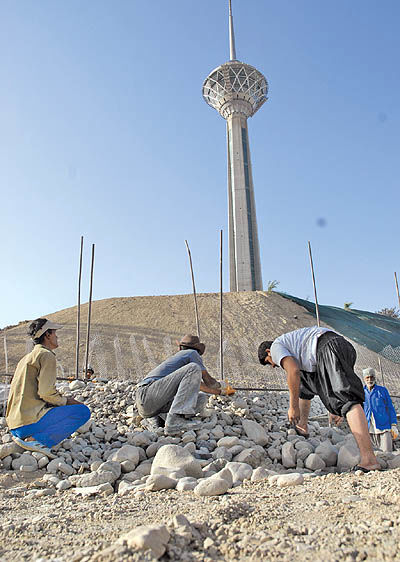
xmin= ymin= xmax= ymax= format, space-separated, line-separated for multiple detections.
xmin=395 ymin=272 xmax=400 ymax=309
xmin=84 ymin=244 xmax=95 ymax=381
xmin=228 ymin=0 xmax=237 ymax=61
xmin=75 ymin=236 xmax=84 ymax=379
xmin=184 ymin=240 xmax=200 ymax=338
xmin=219 ymin=230 xmax=224 ymax=380
xmin=378 ymin=356 xmax=385 ymax=387
xmin=308 ymin=241 xmax=321 ymax=327
xmin=233 ymin=387 xmax=288 ymax=392
xmin=3 ymin=336 xmax=8 ymax=374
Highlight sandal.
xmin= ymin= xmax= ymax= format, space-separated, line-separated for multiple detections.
xmin=11 ymin=436 xmax=56 ymax=459
xmin=350 ymin=465 xmax=381 ymax=474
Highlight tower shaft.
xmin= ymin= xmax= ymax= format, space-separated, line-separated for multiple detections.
xmin=227 ymin=114 xmax=262 ymax=291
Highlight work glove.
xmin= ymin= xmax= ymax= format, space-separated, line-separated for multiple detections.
xmin=220 ymin=381 xmax=236 ymax=396
xmin=391 ymin=425 xmax=399 ymax=440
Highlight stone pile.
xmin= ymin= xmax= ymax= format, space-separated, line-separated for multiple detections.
xmin=1 ymin=379 xmax=400 ymax=498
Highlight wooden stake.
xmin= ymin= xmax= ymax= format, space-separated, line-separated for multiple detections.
xmin=308 ymin=241 xmax=321 ymax=327
xmin=184 ymin=240 xmax=200 ymax=338
xmin=219 ymin=230 xmax=224 ymax=381
xmin=395 ymin=272 xmax=400 ymax=309
xmin=84 ymin=244 xmax=95 ymax=381
xmin=75 ymin=236 xmax=84 ymax=379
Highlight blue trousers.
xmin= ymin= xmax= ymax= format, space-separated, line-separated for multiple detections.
xmin=11 ymin=404 xmax=91 ymax=448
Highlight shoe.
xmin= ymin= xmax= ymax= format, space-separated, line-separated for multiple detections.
xmin=141 ymin=416 xmax=164 ymax=431
xmin=11 ymin=436 xmax=57 ymax=459
xmin=164 ymin=414 xmax=202 ymax=436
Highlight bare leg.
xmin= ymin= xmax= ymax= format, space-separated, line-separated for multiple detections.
xmin=346 ymin=404 xmax=380 ymax=470
xmin=297 ymin=398 xmax=311 ymax=432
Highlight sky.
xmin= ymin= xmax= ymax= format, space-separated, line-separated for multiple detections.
xmin=1 ymin=0 xmax=399 ymax=329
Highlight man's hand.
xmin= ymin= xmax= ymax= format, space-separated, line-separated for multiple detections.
xmin=66 ymin=397 xmax=83 ymax=406
xmin=391 ymin=425 xmax=399 ymax=440
xmin=220 ymin=381 xmax=236 ymax=396
xmin=287 ymin=406 xmax=300 ymax=425
xmin=329 ymin=413 xmax=344 ymax=426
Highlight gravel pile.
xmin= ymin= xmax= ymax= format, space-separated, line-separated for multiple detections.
xmin=1 ymin=379 xmax=400 ymax=501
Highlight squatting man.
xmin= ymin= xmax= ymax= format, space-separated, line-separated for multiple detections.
xmin=258 ymin=325 xmax=380 ymax=472
xmin=136 ymin=334 xmax=234 ymax=435
xmin=6 ymin=318 xmax=91 ymax=459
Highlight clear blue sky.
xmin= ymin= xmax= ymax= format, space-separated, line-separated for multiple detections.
xmin=1 ymin=0 xmax=399 ymax=328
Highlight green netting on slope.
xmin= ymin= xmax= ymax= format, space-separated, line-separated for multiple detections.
xmin=278 ymin=293 xmax=400 ymax=364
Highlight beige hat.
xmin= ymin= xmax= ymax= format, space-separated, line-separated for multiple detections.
xmin=363 ymin=368 xmax=376 ymax=378
xmin=33 ymin=320 xmax=63 ymax=340
xmin=179 ymin=334 xmax=205 ymax=355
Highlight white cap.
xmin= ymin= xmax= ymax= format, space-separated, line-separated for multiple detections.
xmin=363 ymin=368 xmax=376 ymax=378
xmin=33 ymin=320 xmax=63 ymax=340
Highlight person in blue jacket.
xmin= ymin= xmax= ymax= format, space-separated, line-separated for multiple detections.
xmin=363 ymin=368 xmax=398 ymax=452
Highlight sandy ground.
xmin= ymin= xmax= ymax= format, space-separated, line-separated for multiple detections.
xmin=0 ymin=466 xmax=399 ymax=561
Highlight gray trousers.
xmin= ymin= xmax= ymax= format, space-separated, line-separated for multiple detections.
xmin=370 ymin=431 xmax=393 ymax=452
xmin=136 ymin=363 xmax=203 ymax=418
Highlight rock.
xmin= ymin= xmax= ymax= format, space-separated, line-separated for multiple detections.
xmin=0 ymin=442 xmax=23 ymax=459
xmin=69 ymin=380 xmax=86 ymax=391
xmin=119 ymin=524 xmax=170 ymax=559
xmin=11 ymin=453 xmax=38 ymax=471
xmin=74 ymin=483 xmax=114 ymax=497
xmin=97 ymin=461 xmax=121 ymax=480
xmin=57 ymin=462 xmax=75 ymax=476
xmin=276 ymin=473 xmax=304 ymax=487
xmin=145 ymin=474 xmax=177 ymax=491
xmin=77 ymin=420 xmax=92 ymax=433
xmin=118 ymin=481 xmax=137 ymax=496
xmin=151 ymin=466 xmax=186 ymax=479
xmin=281 ymin=442 xmax=296 ymax=468
xmin=233 ymin=448 xmax=260 ymax=468
xmin=151 ymin=445 xmax=203 ymax=478
xmin=387 ymin=454 xmax=400 ymax=469
xmin=241 ymin=419 xmax=268 ymax=446
xmin=109 ymin=445 xmax=140 ymax=467
xmin=225 ymin=462 xmax=253 ymax=484
xmin=176 ymin=477 xmax=198 ymax=491
xmin=251 ymin=467 xmax=274 ymax=481
xmin=56 ymin=480 xmax=72 ymax=491
xmin=211 ymin=467 xmax=233 ymax=487
xmin=315 ymin=441 xmax=338 ymax=466
xmin=217 ymin=436 xmax=240 ymax=448
xmin=78 ymin=470 xmax=116 ymax=487
xmin=337 ymin=438 xmax=360 ymax=471
xmin=194 ymin=477 xmax=230 ymax=496
xmin=305 ymin=453 xmax=326 ymax=471
xmin=267 ymin=447 xmax=281 ymax=461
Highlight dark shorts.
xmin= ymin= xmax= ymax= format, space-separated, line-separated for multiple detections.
xmin=299 ymin=331 xmax=365 ymax=417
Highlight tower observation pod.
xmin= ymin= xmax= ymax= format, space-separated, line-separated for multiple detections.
xmin=202 ymin=0 xmax=268 ymax=292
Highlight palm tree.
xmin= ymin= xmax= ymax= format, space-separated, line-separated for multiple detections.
xmin=267 ymin=280 xmax=280 ymax=293
xmin=343 ymin=302 xmax=353 ymax=310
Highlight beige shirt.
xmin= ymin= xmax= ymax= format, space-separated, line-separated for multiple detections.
xmin=6 ymin=344 xmax=67 ymax=429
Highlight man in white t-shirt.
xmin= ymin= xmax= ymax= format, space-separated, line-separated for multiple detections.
xmin=258 ymin=326 xmax=380 ymax=472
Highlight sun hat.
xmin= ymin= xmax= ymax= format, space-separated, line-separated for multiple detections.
xmin=32 ymin=320 xmax=63 ymax=340
xmin=179 ymin=334 xmax=205 ymax=355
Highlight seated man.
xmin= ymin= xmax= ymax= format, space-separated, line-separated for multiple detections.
xmin=6 ymin=318 xmax=91 ymax=458
xmin=136 ymin=334 xmax=222 ymax=435
xmin=363 ymin=367 xmax=398 ymax=452
xmin=258 ymin=326 xmax=380 ymax=472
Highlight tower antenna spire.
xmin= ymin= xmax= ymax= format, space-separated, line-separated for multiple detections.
xmin=229 ymin=0 xmax=237 ymax=61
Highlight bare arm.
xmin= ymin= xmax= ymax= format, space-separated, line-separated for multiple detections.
xmin=201 ymin=370 xmax=221 ymax=390
xmin=281 ymin=356 xmax=302 ymax=425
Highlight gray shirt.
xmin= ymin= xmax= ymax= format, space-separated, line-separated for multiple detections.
xmin=270 ymin=326 xmax=332 ymax=373
xmin=137 ymin=349 xmax=205 ymax=386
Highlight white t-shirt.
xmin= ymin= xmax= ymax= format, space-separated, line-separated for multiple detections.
xmin=270 ymin=326 xmax=332 ymax=373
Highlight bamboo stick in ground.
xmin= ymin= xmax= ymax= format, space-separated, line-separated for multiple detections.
xmin=308 ymin=241 xmax=320 ymax=327
xmin=84 ymin=244 xmax=95 ymax=381
xmin=219 ymin=229 xmax=224 ymax=381
xmin=395 ymin=272 xmax=400 ymax=309
xmin=184 ymin=240 xmax=200 ymax=338
xmin=75 ymin=236 xmax=84 ymax=379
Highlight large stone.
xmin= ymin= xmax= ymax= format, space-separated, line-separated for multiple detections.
xmin=151 ymin=445 xmax=202 ymax=478
xmin=225 ymin=462 xmax=253 ymax=484
xmin=387 ymin=454 xmax=400 ymax=469
xmin=176 ymin=477 xmax=198 ymax=492
xmin=337 ymin=438 xmax=360 ymax=471
xmin=241 ymin=419 xmax=268 ymax=446
xmin=0 ymin=442 xmax=23 ymax=459
xmin=46 ymin=458 xmax=66 ymax=474
xmin=211 ymin=467 xmax=233 ymax=487
xmin=251 ymin=467 xmax=275 ymax=482
xmin=233 ymin=448 xmax=260 ymax=468
xmin=304 ymin=453 xmax=326 ymax=471
xmin=217 ymin=436 xmax=239 ymax=449
xmin=78 ymin=470 xmax=116 ymax=487
xmin=74 ymin=483 xmax=114 ymax=497
xmin=11 ymin=453 xmax=38 ymax=471
xmin=98 ymin=461 xmax=121 ymax=480
xmin=145 ymin=474 xmax=177 ymax=491
xmin=119 ymin=525 xmax=170 ymax=559
xmin=315 ymin=441 xmax=338 ymax=467
xmin=109 ymin=445 xmax=140 ymax=467
xmin=281 ymin=442 xmax=296 ymax=468
xmin=276 ymin=473 xmax=304 ymax=487
xmin=194 ymin=477 xmax=230 ymax=497
xmin=69 ymin=380 xmax=86 ymax=391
